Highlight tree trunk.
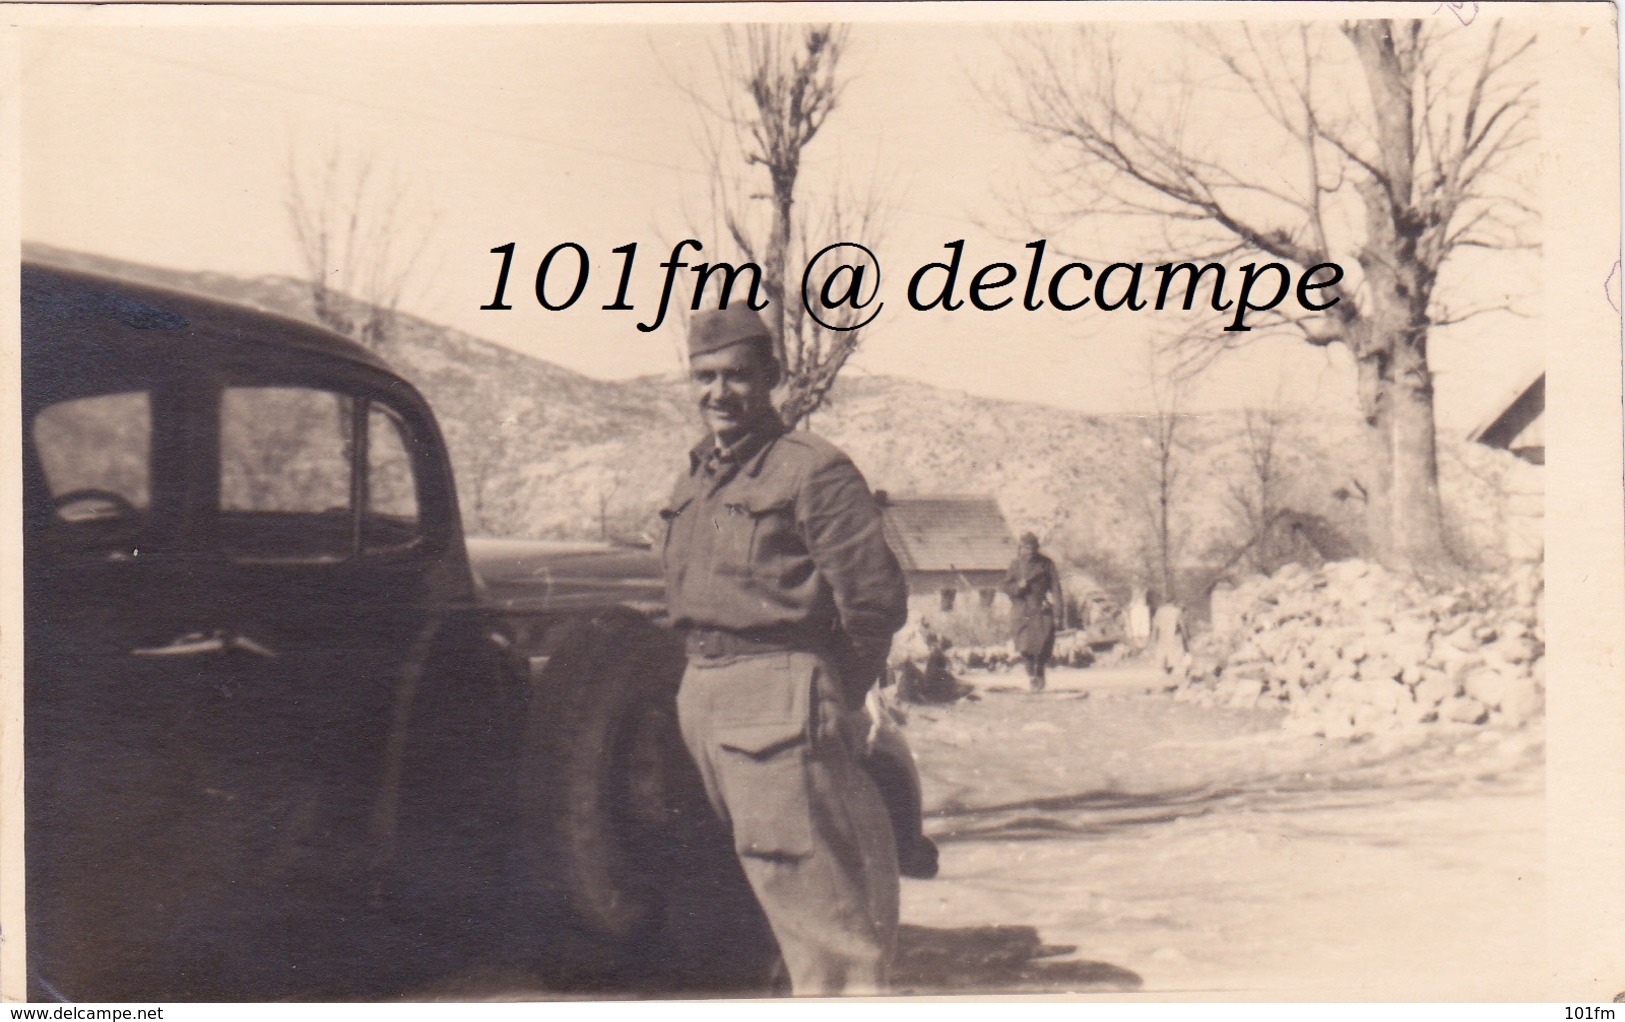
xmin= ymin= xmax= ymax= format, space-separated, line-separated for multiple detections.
xmin=1387 ymin=336 xmax=1448 ymax=567
xmin=1158 ymin=504 xmax=1174 ymax=608
xmin=1353 ymin=340 xmax=1396 ymax=567
xmin=1342 ymin=20 xmax=1452 ymax=572
xmin=1349 ymin=321 xmax=1448 ymax=570
xmin=765 ymin=178 xmax=793 ymax=374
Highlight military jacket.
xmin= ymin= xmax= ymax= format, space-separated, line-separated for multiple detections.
xmin=1003 ymin=553 xmax=1063 ymax=657
xmin=660 ymin=421 xmax=907 ymax=695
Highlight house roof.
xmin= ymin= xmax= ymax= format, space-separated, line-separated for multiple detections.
xmin=1467 ymin=370 xmax=1544 ymax=452
xmin=877 ymin=494 xmax=1016 ymax=575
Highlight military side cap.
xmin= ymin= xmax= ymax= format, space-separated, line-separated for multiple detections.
xmin=688 ymin=306 xmax=774 ymax=359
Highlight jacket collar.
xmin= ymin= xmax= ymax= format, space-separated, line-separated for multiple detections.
xmin=688 ymin=416 xmax=788 ymax=480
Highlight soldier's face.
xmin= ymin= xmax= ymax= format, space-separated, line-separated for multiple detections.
xmin=690 ymin=342 xmax=778 ymax=444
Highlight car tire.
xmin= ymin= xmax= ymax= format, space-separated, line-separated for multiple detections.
xmin=515 ymin=608 xmax=780 ymax=994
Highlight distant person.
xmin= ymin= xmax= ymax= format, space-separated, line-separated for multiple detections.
xmin=1001 ymin=532 xmax=1064 ymax=692
xmin=1127 ymin=585 xmax=1151 ymax=652
xmin=906 ymin=621 xmax=972 ymax=704
xmin=1151 ymin=599 xmax=1188 ymax=676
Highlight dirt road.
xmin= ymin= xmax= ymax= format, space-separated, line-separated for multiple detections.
xmin=892 ymin=665 xmax=1546 ymax=999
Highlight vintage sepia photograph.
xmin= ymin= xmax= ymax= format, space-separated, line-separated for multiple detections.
xmin=2 ymin=0 xmax=1620 ymax=1005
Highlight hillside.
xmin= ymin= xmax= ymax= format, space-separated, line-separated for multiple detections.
xmin=21 ymin=244 xmax=1530 ymax=587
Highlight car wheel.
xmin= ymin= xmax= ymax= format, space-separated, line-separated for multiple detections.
xmin=515 ymin=608 xmax=780 ymax=994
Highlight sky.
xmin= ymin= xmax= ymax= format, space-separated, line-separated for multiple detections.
xmin=17 ymin=4 xmax=1545 ymax=429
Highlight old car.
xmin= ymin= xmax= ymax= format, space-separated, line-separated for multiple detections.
xmin=21 ymin=262 xmax=934 ymax=1002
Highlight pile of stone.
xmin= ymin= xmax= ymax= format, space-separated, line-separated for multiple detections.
xmin=1178 ymin=559 xmax=1543 ymax=740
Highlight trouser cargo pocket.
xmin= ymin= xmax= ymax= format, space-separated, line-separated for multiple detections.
xmin=716 ymin=721 xmax=814 ymax=860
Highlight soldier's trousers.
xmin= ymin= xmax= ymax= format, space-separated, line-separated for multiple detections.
xmin=676 ymin=650 xmax=900 ymax=996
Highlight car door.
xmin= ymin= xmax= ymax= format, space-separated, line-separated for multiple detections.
xmin=175 ymin=378 xmax=445 ymax=984
xmin=25 ymin=310 xmax=481 ymax=1000
xmin=23 ymin=368 xmax=239 ymax=1000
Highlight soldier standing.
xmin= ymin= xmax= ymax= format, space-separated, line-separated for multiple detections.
xmin=659 ymin=307 xmax=909 ymax=996
xmin=1002 ymin=533 xmax=1064 ymax=692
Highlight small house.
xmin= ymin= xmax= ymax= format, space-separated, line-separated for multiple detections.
xmin=1467 ymin=369 xmax=1544 ymax=562
xmin=876 ymin=492 xmax=1015 ymax=612
xmin=1468 ymin=371 xmax=1544 ymax=466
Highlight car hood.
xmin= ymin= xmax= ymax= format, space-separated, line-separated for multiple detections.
xmin=466 ymin=537 xmax=666 ymax=615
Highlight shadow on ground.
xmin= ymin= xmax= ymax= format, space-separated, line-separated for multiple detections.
xmin=926 ymin=754 xmax=1538 ymax=845
xmin=893 ymin=923 xmax=1142 ymax=994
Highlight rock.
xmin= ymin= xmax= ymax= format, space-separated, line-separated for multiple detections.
xmin=1360 ymin=658 xmax=1402 ymax=684
xmin=1362 ymin=680 xmax=1409 ymax=715
xmin=1329 ymin=677 xmax=1363 ymax=705
xmin=1462 ymin=664 xmax=1515 ymax=710
xmin=1392 ymin=693 xmax=1432 ymax=728
xmin=1229 ymin=660 xmax=1270 ymax=682
xmin=1388 ymin=640 xmax=1431 ymax=671
xmin=1446 ymin=654 xmax=1486 ymax=687
xmin=1443 ymin=625 xmax=1481 ymax=653
xmin=1393 ymin=618 xmax=1433 ymax=645
xmin=1327 ymin=658 xmax=1358 ymax=682
xmin=1275 ymin=562 xmax=1310 ymax=585
xmin=1442 ymin=695 xmax=1490 ymax=725
xmin=1232 ymin=638 xmax=1264 ymax=662
xmin=1349 ymin=704 xmax=1390 ymax=736
xmin=1430 ymin=643 xmax=1472 ymax=672
xmin=1498 ymin=684 xmax=1544 ymax=728
xmin=1412 ymin=673 xmax=1455 ymax=709
xmin=1491 ymin=635 xmax=1540 ymax=666
xmin=1331 ymin=625 xmax=1367 ymax=649
xmin=1429 ymin=594 xmax=1464 ymax=616
xmin=1330 ymin=558 xmax=1372 ymax=581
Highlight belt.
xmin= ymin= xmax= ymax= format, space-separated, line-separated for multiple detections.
xmin=685 ymin=627 xmax=824 ymax=660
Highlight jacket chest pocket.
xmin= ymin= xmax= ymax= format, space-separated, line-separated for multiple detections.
xmin=716 ymin=494 xmax=797 ymax=579
xmin=658 ymin=496 xmax=695 ymax=562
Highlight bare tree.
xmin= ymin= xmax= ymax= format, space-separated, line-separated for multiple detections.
xmin=1004 ymin=19 xmax=1537 ymax=570
xmin=451 ymin=414 xmax=510 ymax=536
xmin=690 ymin=24 xmax=887 ymax=427
xmin=1131 ymin=352 xmax=1191 ymax=604
xmin=1224 ymin=404 xmax=1294 ymax=576
xmin=286 ymin=145 xmax=433 ymax=353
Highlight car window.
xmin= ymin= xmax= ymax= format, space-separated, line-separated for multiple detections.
xmin=221 ymin=387 xmax=351 ymax=516
xmin=33 ymin=392 xmax=152 ymax=512
xmin=219 ymin=385 xmax=422 ymax=562
xmin=364 ymin=402 xmax=420 ymax=553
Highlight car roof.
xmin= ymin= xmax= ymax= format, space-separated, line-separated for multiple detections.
xmin=21 ymin=260 xmax=394 ymax=387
